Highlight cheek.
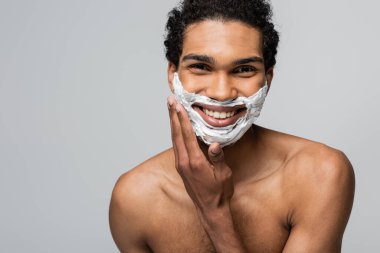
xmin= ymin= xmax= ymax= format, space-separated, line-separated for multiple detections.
xmin=237 ymin=84 xmax=271 ymax=99
xmin=179 ymin=74 xmax=214 ymax=94
xmin=238 ymin=77 xmax=267 ymax=97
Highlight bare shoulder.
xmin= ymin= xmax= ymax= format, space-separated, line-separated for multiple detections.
xmin=109 ymin=149 xmax=174 ymax=252
xmin=280 ymin=136 xmax=356 ymax=252
xmin=284 ymin=140 xmax=355 ymax=197
xmin=112 ymin=148 xmax=174 ymax=199
xmin=260 ymin=126 xmax=355 ymax=193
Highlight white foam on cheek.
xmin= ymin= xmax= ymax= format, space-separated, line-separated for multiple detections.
xmin=172 ymin=72 xmax=268 ymax=147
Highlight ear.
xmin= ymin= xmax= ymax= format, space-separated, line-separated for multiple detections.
xmin=265 ymin=67 xmax=274 ymax=91
xmin=167 ymin=62 xmax=177 ymax=92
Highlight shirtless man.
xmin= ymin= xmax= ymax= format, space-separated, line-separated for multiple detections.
xmin=109 ymin=0 xmax=355 ymax=252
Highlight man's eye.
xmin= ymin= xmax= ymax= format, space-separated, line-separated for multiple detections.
xmin=233 ymin=66 xmax=256 ymax=73
xmin=189 ymin=64 xmax=210 ymax=71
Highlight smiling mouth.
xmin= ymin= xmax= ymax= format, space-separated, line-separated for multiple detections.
xmin=202 ymin=108 xmax=237 ymax=119
xmin=192 ymin=103 xmax=247 ymax=127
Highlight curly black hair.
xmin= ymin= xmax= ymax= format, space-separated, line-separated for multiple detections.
xmin=164 ymin=0 xmax=279 ymax=71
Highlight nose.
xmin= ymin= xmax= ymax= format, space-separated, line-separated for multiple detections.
xmin=205 ymin=73 xmax=237 ymax=102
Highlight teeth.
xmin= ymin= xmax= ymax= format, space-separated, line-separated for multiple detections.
xmin=202 ymin=108 xmax=237 ymax=119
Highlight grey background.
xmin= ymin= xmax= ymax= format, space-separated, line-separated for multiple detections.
xmin=0 ymin=0 xmax=379 ymax=252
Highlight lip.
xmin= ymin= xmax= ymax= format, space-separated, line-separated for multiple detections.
xmin=193 ymin=102 xmax=246 ymax=112
xmin=192 ymin=104 xmax=247 ymax=127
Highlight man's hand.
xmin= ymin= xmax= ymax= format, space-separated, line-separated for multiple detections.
xmin=167 ymin=95 xmax=247 ymax=253
xmin=167 ymin=95 xmax=234 ymax=213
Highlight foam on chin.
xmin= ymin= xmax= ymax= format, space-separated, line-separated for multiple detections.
xmin=172 ymin=72 xmax=268 ymax=147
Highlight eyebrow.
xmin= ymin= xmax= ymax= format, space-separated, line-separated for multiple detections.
xmin=232 ymin=56 xmax=264 ymax=65
xmin=182 ymin=54 xmax=216 ymax=64
xmin=182 ymin=54 xmax=264 ymax=66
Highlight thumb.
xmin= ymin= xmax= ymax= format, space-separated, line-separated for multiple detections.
xmin=208 ymin=143 xmax=225 ymax=166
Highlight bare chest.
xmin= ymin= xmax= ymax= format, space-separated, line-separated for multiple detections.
xmin=147 ymin=178 xmax=291 ymax=253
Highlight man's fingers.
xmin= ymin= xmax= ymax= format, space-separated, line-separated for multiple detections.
xmin=167 ymin=96 xmax=179 ymax=157
xmin=208 ymin=143 xmax=226 ymax=168
xmin=167 ymin=96 xmax=189 ymax=169
xmin=175 ymin=103 xmax=205 ymax=162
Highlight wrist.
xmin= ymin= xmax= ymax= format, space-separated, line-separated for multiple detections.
xmin=201 ymin=204 xmax=233 ymax=229
xmin=196 ymin=204 xmax=247 ymax=253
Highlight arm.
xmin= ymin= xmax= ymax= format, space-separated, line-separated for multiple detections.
xmin=167 ymin=96 xmax=248 ymax=253
xmin=197 ymin=204 xmax=248 ymax=253
xmin=109 ymin=172 xmax=153 ymax=253
xmin=283 ymin=150 xmax=355 ymax=253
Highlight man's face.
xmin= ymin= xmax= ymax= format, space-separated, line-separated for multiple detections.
xmin=168 ymin=20 xmax=272 ymax=129
xmin=170 ymin=19 xmax=272 ymax=95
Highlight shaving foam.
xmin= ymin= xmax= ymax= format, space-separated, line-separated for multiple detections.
xmin=173 ymin=72 xmax=268 ymax=147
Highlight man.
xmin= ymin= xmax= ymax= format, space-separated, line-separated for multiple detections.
xmin=109 ymin=0 xmax=355 ymax=252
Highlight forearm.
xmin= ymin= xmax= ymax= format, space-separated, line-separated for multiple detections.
xmin=197 ymin=205 xmax=248 ymax=253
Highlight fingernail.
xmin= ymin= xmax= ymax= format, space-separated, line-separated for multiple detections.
xmin=175 ymin=104 xmax=181 ymax=113
xmin=211 ymin=144 xmax=221 ymax=155
xmin=167 ymin=97 xmax=174 ymax=107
